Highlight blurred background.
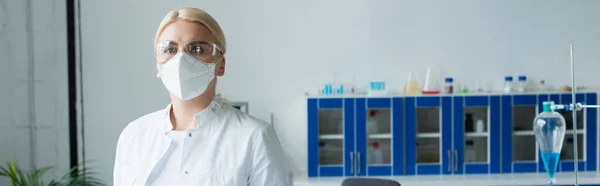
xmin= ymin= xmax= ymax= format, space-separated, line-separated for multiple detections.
xmin=1 ymin=0 xmax=600 ymax=185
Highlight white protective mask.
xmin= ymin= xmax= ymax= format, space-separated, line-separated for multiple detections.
xmin=157 ymin=52 xmax=217 ymax=100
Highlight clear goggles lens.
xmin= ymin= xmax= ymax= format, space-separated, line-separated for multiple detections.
xmin=155 ymin=40 xmax=223 ymax=63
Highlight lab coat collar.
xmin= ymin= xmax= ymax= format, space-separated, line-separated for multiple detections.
xmin=161 ymin=96 xmax=224 ymax=133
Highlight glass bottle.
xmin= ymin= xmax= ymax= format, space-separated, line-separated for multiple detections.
xmin=504 ymin=76 xmax=513 ymax=93
xmin=444 ymin=77 xmax=454 ymax=94
xmin=465 ymin=113 xmax=474 ymax=132
xmin=517 ymin=75 xmax=527 ymax=93
xmin=474 ymin=80 xmax=484 ymax=93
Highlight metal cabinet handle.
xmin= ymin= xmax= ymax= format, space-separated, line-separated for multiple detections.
xmin=357 ymin=152 xmax=361 ymax=174
xmin=454 ymin=150 xmax=459 ymax=171
xmin=447 ymin=150 xmax=452 ymax=172
xmin=350 ymin=152 xmax=354 ymax=174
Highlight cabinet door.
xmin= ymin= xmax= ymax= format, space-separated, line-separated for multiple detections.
xmin=405 ymin=96 xmax=452 ymax=175
xmin=502 ymin=95 xmax=538 ymax=173
xmin=307 ymin=98 xmax=355 ymax=177
xmin=454 ymin=96 xmax=501 ymax=174
xmin=557 ymin=93 xmax=586 ymax=172
xmin=585 ymin=93 xmax=597 ymax=171
xmin=356 ymin=98 xmax=395 ymax=176
xmin=537 ymin=93 xmax=599 ymax=172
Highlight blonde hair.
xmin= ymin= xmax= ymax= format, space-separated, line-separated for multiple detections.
xmin=154 ymin=7 xmax=227 ymax=54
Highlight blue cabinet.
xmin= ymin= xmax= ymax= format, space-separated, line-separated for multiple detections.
xmin=307 ymin=98 xmax=353 ymax=177
xmin=405 ymin=96 xmax=451 ymax=175
xmin=555 ymin=93 xmax=598 ymax=172
xmin=355 ymin=98 xmax=404 ymax=176
xmin=502 ymin=94 xmax=539 ymax=173
xmin=501 ymin=93 xmax=598 ymax=174
xmin=308 ymin=97 xmax=403 ymax=177
xmin=453 ymin=95 xmax=502 ymax=174
xmin=307 ymin=92 xmax=598 ymax=177
xmin=405 ymin=95 xmax=501 ymax=175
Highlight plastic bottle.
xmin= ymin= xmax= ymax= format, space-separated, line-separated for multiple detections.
xmin=517 ymin=75 xmax=527 ymax=93
xmin=475 ymin=119 xmax=485 ymax=133
xmin=504 ymin=76 xmax=513 ymax=93
xmin=464 ymin=140 xmax=476 ymax=163
xmin=444 ymin=77 xmax=454 ymax=94
xmin=539 ymin=80 xmax=547 ymax=92
xmin=319 ymin=141 xmax=327 ymax=164
xmin=367 ymin=110 xmax=378 ymax=134
xmin=372 ymin=142 xmax=383 ymax=164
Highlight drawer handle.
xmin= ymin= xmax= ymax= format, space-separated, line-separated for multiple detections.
xmin=350 ymin=152 xmax=354 ymax=174
xmin=447 ymin=150 xmax=452 ymax=172
xmin=357 ymin=152 xmax=361 ymax=174
xmin=454 ymin=150 xmax=459 ymax=172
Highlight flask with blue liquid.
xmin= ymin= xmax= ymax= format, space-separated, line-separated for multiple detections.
xmin=534 ymin=101 xmax=566 ymax=185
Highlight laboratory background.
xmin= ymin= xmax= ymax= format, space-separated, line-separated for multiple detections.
xmin=1 ymin=0 xmax=600 ymax=185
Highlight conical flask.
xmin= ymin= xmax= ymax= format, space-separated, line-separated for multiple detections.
xmin=404 ymin=72 xmax=420 ymax=95
xmin=533 ymin=101 xmax=566 ymax=184
xmin=422 ymin=66 xmax=441 ymax=94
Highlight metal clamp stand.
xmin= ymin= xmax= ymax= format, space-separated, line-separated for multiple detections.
xmin=547 ymin=43 xmax=599 ymax=186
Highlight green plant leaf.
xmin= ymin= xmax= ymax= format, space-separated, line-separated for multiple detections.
xmin=7 ymin=161 xmax=21 ymax=186
xmin=1 ymin=160 xmax=106 ymax=186
xmin=0 ymin=166 xmax=14 ymax=186
xmin=34 ymin=166 xmax=55 ymax=183
xmin=49 ymin=161 xmax=106 ymax=186
xmin=0 ymin=166 xmax=9 ymax=176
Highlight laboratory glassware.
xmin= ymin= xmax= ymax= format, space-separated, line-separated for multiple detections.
xmin=534 ymin=101 xmax=566 ymax=185
xmin=404 ymin=72 xmax=420 ymax=95
xmin=422 ymin=66 xmax=441 ymax=94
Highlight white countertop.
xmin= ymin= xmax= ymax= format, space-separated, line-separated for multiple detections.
xmin=293 ymin=172 xmax=600 ymax=186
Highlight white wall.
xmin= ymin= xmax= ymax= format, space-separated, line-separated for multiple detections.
xmin=0 ymin=0 xmax=70 ymax=181
xmin=79 ymin=0 xmax=600 ymax=183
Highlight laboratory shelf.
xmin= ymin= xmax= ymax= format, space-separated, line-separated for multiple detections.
xmin=307 ymin=92 xmax=599 ymax=178
xmin=368 ymin=133 xmax=392 ymax=139
xmin=513 ymin=131 xmax=535 ymax=136
xmin=565 ymin=129 xmax=586 ymax=135
xmin=319 ymin=134 xmax=344 ymax=140
xmin=465 ymin=132 xmax=489 ymax=137
xmin=416 ymin=133 xmax=441 ymax=138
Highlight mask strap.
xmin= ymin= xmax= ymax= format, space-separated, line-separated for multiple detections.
xmin=214 ymin=56 xmax=224 ymax=65
xmin=214 ymin=56 xmax=224 ymax=77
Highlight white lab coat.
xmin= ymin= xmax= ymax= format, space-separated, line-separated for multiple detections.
xmin=114 ymin=97 xmax=292 ymax=186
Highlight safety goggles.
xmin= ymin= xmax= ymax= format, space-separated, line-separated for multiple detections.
xmin=155 ymin=40 xmax=224 ymax=63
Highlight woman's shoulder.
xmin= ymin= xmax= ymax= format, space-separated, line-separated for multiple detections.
xmin=118 ymin=107 xmax=169 ymax=141
xmin=222 ymin=105 xmax=270 ymax=129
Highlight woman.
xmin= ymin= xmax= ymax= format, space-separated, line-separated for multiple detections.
xmin=114 ymin=7 xmax=291 ymax=186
